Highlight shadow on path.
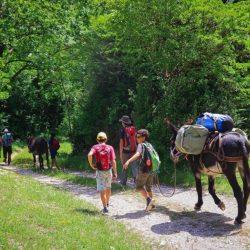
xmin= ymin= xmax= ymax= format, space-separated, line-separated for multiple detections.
xmin=151 ymin=205 xmax=242 ymax=237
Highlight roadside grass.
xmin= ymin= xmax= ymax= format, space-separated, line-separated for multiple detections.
xmin=12 ymin=141 xmax=249 ymax=197
xmin=0 ymin=171 xmax=148 ymax=250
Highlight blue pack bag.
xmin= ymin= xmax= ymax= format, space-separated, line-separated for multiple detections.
xmin=196 ymin=112 xmax=234 ymax=133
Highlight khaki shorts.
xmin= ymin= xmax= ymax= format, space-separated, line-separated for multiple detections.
xmin=136 ymin=170 xmax=153 ymax=192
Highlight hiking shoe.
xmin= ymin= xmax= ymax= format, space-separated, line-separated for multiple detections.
xmin=146 ymin=199 xmax=155 ymax=211
xmin=101 ymin=207 xmax=109 ymax=213
xmin=146 ymin=197 xmax=151 ymax=206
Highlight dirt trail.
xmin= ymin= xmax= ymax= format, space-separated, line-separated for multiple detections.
xmin=1 ymin=164 xmax=249 ymax=250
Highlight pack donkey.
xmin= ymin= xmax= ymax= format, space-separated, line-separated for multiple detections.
xmin=27 ymin=136 xmax=50 ymax=170
xmin=166 ymin=118 xmax=250 ymax=224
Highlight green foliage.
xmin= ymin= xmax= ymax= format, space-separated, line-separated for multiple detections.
xmin=1 ymin=0 xmax=249 ymax=160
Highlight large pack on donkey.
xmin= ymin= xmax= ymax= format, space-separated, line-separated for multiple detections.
xmin=196 ymin=112 xmax=234 ymax=133
xmin=176 ymin=113 xmax=234 ymax=155
xmin=175 ymin=125 xmax=209 ymax=155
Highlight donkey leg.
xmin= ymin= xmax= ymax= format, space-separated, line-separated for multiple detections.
xmin=224 ymin=164 xmax=245 ymax=224
xmin=238 ymin=167 xmax=249 ymax=215
xmin=208 ymin=176 xmax=225 ymax=210
xmin=33 ymin=154 xmax=36 ymax=167
xmin=39 ymin=155 xmax=44 ymax=170
xmin=194 ymin=173 xmax=203 ymax=210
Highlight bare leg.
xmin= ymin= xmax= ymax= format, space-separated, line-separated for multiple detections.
xmin=100 ymin=190 xmax=108 ymax=208
xmin=106 ymin=188 xmax=111 ymax=205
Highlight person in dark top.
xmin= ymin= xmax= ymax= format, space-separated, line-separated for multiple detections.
xmin=2 ymin=128 xmax=13 ymax=165
xmin=119 ymin=115 xmax=138 ymax=186
xmin=48 ymin=132 xmax=60 ymax=170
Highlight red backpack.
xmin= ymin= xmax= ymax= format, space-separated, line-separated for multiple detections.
xmin=123 ymin=126 xmax=137 ymax=152
xmin=96 ymin=145 xmax=112 ymax=171
xmin=52 ymin=139 xmax=60 ymax=150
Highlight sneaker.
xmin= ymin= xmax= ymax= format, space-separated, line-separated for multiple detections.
xmin=146 ymin=199 xmax=155 ymax=211
xmin=101 ymin=207 xmax=109 ymax=213
xmin=146 ymin=197 xmax=151 ymax=206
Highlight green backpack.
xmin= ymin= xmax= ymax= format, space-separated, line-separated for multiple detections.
xmin=141 ymin=142 xmax=161 ymax=174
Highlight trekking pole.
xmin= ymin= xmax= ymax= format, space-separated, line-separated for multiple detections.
xmin=154 ymin=161 xmax=176 ymax=198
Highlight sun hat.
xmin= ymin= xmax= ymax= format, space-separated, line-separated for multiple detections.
xmin=4 ymin=128 xmax=8 ymax=133
xmin=119 ymin=115 xmax=132 ymax=125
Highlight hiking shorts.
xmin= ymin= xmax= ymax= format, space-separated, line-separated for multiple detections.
xmin=96 ymin=169 xmax=112 ymax=192
xmin=136 ymin=170 xmax=153 ymax=193
xmin=50 ymin=149 xmax=57 ymax=159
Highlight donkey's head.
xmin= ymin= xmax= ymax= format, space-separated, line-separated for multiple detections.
xmin=27 ymin=135 xmax=35 ymax=153
xmin=165 ymin=117 xmax=182 ymax=162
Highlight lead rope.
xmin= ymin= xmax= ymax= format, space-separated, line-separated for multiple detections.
xmin=154 ymin=161 xmax=176 ymax=198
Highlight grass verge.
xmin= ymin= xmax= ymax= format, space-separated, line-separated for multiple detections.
xmin=0 ymin=170 xmax=148 ymax=250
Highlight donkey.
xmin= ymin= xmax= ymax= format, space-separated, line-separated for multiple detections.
xmin=27 ymin=136 xmax=50 ymax=170
xmin=166 ymin=118 xmax=250 ymax=224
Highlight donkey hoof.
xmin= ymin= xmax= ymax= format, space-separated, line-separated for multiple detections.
xmin=234 ymin=217 xmax=244 ymax=225
xmin=218 ymin=201 xmax=225 ymax=211
xmin=194 ymin=204 xmax=201 ymax=210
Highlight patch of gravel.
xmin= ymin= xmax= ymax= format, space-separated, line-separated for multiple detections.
xmin=1 ymin=164 xmax=250 ymax=250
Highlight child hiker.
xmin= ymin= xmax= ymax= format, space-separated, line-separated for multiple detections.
xmin=123 ymin=129 xmax=156 ymax=211
xmin=88 ymin=132 xmax=117 ymax=213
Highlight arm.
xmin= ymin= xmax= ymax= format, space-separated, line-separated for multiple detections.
xmin=87 ymin=151 xmax=97 ymax=170
xmin=123 ymin=152 xmax=140 ymax=170
xmin=119 ymin=138 xmax=123 ymax=162
xmin=111 ymin=160 xmax=117 ymax=179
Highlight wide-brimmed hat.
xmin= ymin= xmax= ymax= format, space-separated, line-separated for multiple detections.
xmin=119 ymin=115 xmax=132 ymax=125
xmin=4 ymin=128 xmax=8 ymax=133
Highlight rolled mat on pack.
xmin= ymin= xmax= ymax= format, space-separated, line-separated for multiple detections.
xmin=175 ymin=125 xmax=209 ymax=155
xmin=196 ymin=112 xmax=234 ymax=133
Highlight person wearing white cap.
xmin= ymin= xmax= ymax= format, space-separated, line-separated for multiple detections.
xmin=88 ymin=132 xmax=117 ymax=213
xmin=2 ymin=128 xmax=13 ymax=165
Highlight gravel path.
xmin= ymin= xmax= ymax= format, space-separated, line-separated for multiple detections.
xmin=1 ymin=164 xmax=250 ymax=250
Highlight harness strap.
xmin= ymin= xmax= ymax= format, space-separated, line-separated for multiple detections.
xmin=154 ymin=161 xmax=176 ymax=198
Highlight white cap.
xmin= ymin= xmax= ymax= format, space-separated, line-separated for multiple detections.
xmin=4 ymin=128 xmax=8 ymax=133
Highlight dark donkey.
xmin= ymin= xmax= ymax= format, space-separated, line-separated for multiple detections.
xmin=166 ymin=118 xmax=250 ymax=224
xmin=27 ymin=136 xmax=50 ymax=170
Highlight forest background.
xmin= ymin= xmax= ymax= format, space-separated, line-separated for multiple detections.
xmin=0 ymin=0 xmax=249 ymax=174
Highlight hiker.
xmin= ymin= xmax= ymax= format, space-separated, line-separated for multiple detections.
xmin=2 ymin=128 xmax=13 ymax=165
xmin=48 ymin=132 xmax=60 ymax=170
xmin=119 ymin=115 xmax=138 ymax=186
xmin=88 ymin=132 xmax=117 ymax=213
xmin=123 ymin=129 xmax=156 ymax=211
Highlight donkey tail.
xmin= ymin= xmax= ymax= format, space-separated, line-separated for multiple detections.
xmin=242 ymin=140 xmax=250 ymax=190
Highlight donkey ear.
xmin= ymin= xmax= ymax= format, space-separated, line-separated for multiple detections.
xmin=164 ymin=116 xmax=177 ymax=133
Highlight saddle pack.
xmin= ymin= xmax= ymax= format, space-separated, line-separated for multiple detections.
xmin=140 ymin=142 xmax=161 ymax=174
xmin=196 ymin=112 xmax=234 ymax=133
xmin=123 ymin=126 xmax=137 ymax=152
xmin=95 ymin=144 xmax=112 ymax=171
xmin=175 ymin=125 xmax=209 ymax=155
